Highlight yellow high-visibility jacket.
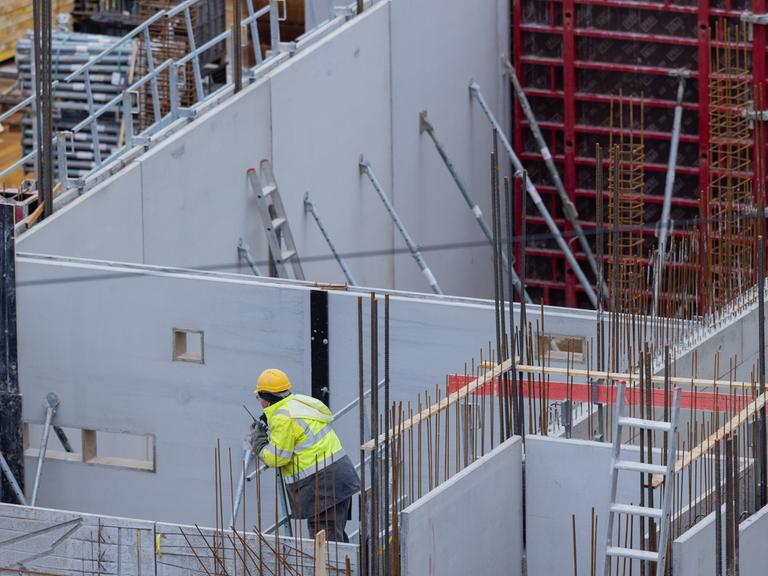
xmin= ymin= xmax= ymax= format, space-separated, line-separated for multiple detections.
xmin=261 ymin=393 xmax=345 ymax=484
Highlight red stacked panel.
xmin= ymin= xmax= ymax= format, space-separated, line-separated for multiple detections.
xmin=511 ymin=0 xmax=767 ymax=308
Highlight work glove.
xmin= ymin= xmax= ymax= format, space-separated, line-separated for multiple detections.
xmin=250 ymin=419 xmax=269 ymax=456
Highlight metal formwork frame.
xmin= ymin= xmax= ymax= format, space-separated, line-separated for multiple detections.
xmin=511 ymin=0 xmax=766 ymax=308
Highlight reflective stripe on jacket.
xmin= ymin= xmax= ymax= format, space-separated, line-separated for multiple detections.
xmin=260 ymin=393 xmax=345 ymax=484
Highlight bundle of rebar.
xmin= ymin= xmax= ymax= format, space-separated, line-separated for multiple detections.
xmin=704 ymin=20 xmax=755 ymax=313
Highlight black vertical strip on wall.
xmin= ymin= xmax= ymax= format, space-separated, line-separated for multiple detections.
xmin=310 ymin=289 xmax=330 ymax=406
xmin=0 ymin=203 xmax=22 ymax=503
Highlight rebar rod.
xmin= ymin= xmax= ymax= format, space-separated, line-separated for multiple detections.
xmin=370 ymin=294 xmax=379 ymax=576
xmin=469 ymin=80 xmax=598 ymax=307
xmin=715 ymin=439 xmax=723 ymax=576
xmin=758 ymin=237 xmax=767 ymax=507
xmin=383 ymin=294 xmax=390 ymax=576
xmin=357 ymin=297 xmax=368 ymax=576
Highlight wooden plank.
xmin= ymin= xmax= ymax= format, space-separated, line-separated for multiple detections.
xmin=314 ymin=530 xmax=327 ymax=576
xmin=361 ymin=357 xmax=756 ymax=451
xmin=0 ymin=1 xmax=74 ymax=59
xmin=652 ymin=392 xmax=767 ymax=488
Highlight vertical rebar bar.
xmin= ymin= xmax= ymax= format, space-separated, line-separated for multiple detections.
xmin=758 ymin=237 xmax=767 ymax=507
xmin=357 ymin=297 xmax=367 ymax=576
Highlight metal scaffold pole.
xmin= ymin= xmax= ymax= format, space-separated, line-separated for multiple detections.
xmin=503 ymin=59 xmax=606 ymax=298
xmin=359 ymin=155 xmax=443 ymax=295
xmin=304 ymin=192 xmax=357 ymax=286
xmin=469 ymin=80 xmax=598 ymax=308
xmin=419 ymin=110 xmax=531 ymax=303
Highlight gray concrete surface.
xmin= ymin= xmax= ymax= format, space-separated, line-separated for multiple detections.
xmin=738 ymin=503 xmax=768 ymax=576
xmin=525 ymin=436 xmax=686 ymax=576
xmin=399 ymin=436 xmax=523 ymax=576
xmin=672 ymin=502 xmax=768 ymax=576
xmin=17 ymin=0 xmax=511 ymax=300
xmin=16 ymin=254 xmax=598 ymax=530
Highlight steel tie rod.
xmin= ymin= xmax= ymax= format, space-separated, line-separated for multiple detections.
xmin=359 ymin=155 xmax=443 ymax=295
xmin=652 ymin=71 xmax=688 ymax=318
xmin=503 ymin=59 xmax=607 ymax=298
xmin=469 ymin=79 xmax=598 ymax=308
xmin=304 ymin=192 xmax=357 ymax=286
xmin=419 ymin=111 xmax=532 ymax=303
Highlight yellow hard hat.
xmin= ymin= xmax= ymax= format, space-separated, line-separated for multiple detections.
xmin=255 ymin=368 xmax=292 ymax=394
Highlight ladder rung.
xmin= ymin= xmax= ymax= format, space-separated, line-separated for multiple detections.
xmin=618 ymin=417 xmax=673 ymax=432
xmin=262 ymin=184 xmax=277 ymax=197
xmin=271 ymin=217 xmax=287 ymax=229
xmin=614 ymin=460 xmax=667 ymax=476
xmin=606 ymin=546 xmax=658 ymax=562
xmin=610 ymin=503 xmax=663 ymax=519
xmin=280 ymin=250 xmax=296 ymax=262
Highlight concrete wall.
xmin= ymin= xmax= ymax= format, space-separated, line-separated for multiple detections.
xmin=525 ymin=436 xmax=689 ymax=576
xmin=399 ymin=436 xmax=523 ymax=576
xmin=17 ymin=0 xmax=510 ymax=300
xmin=18 ymin=164 xmax=145 ymax=263
xmin=667 ymin=304 xmax=761 ymax=382
xmin=0 ymin=502 xmax=357 ymax=575
xmin=388 ymin=0 xmax=509 ymax=297
xmin=673 ymin=503 xmax=768 ymax=576
xmin=16 ymin=254 xmax=598 ymax=528
xmin=738 ymin=504 xmax=768 ymax=576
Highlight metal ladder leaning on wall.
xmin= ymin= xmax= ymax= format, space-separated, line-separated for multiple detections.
xmin=603 ymin=381 xmax=681 ymax=576
xmin=247 ymin=160 xmax=305 ymax=281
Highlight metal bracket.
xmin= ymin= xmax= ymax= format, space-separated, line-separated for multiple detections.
xmin=747 ymin=109 xmax=768 ymax=122
xmin=668 ymin=67 xmax=691 ymax=79
xmin=30 ymin=392 xmax=60 ymax=506
xmin=741 ymin=11 xmax=768 ymax=25
xmin=335 ymin=5 xmax=358 ymax=17
xmin=418 ymin=110 xmax=432 ymax=135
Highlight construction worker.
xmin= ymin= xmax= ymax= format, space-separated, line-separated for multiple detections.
xmin=250 ymin=368 xmax=360 ymax=542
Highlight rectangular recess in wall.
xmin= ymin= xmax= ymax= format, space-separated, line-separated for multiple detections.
xmin=540 ymin=334 xmax=585 ymax=363
xmin=173 ymin=328 xmax=205 ymax=364
xmin=24 ymin=423 xmax=155 ymax=472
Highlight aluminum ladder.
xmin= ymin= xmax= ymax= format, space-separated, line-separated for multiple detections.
xmin=247 ymin=160 xmax=304 ymax=281
xmin=603 ymin=381 xmax=681 ymax=576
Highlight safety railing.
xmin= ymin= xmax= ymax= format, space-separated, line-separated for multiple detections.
xmin=1 ymin=0 xmax=353 ymax=228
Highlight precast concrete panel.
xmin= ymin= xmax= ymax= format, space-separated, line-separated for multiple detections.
xmin=269 ymin=2 xmax=395 ymax=289
xmin=389 ymin=0 xmax=509 ymax=299
xmin=673 ymin=503 xmax=768 ymax=576
xmin=17 ymin=257 xmax=309 ymax=526
xmin=139 ymin=79 xmax=273 ymax=274
xmin=525 ymin=436 xmax=688 ymax=576
xmin=399 ymin=436 xmax=523 ymax=576
xmin=17 ymin=164 xmax=145 ymax=262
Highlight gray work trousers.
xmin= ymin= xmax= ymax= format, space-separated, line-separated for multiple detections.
xmin=306 ymin=496 xmax=352 ymax=543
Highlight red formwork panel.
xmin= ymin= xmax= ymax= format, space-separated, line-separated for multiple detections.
xmin=511 ymin=0 xmax=767 ymax=308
